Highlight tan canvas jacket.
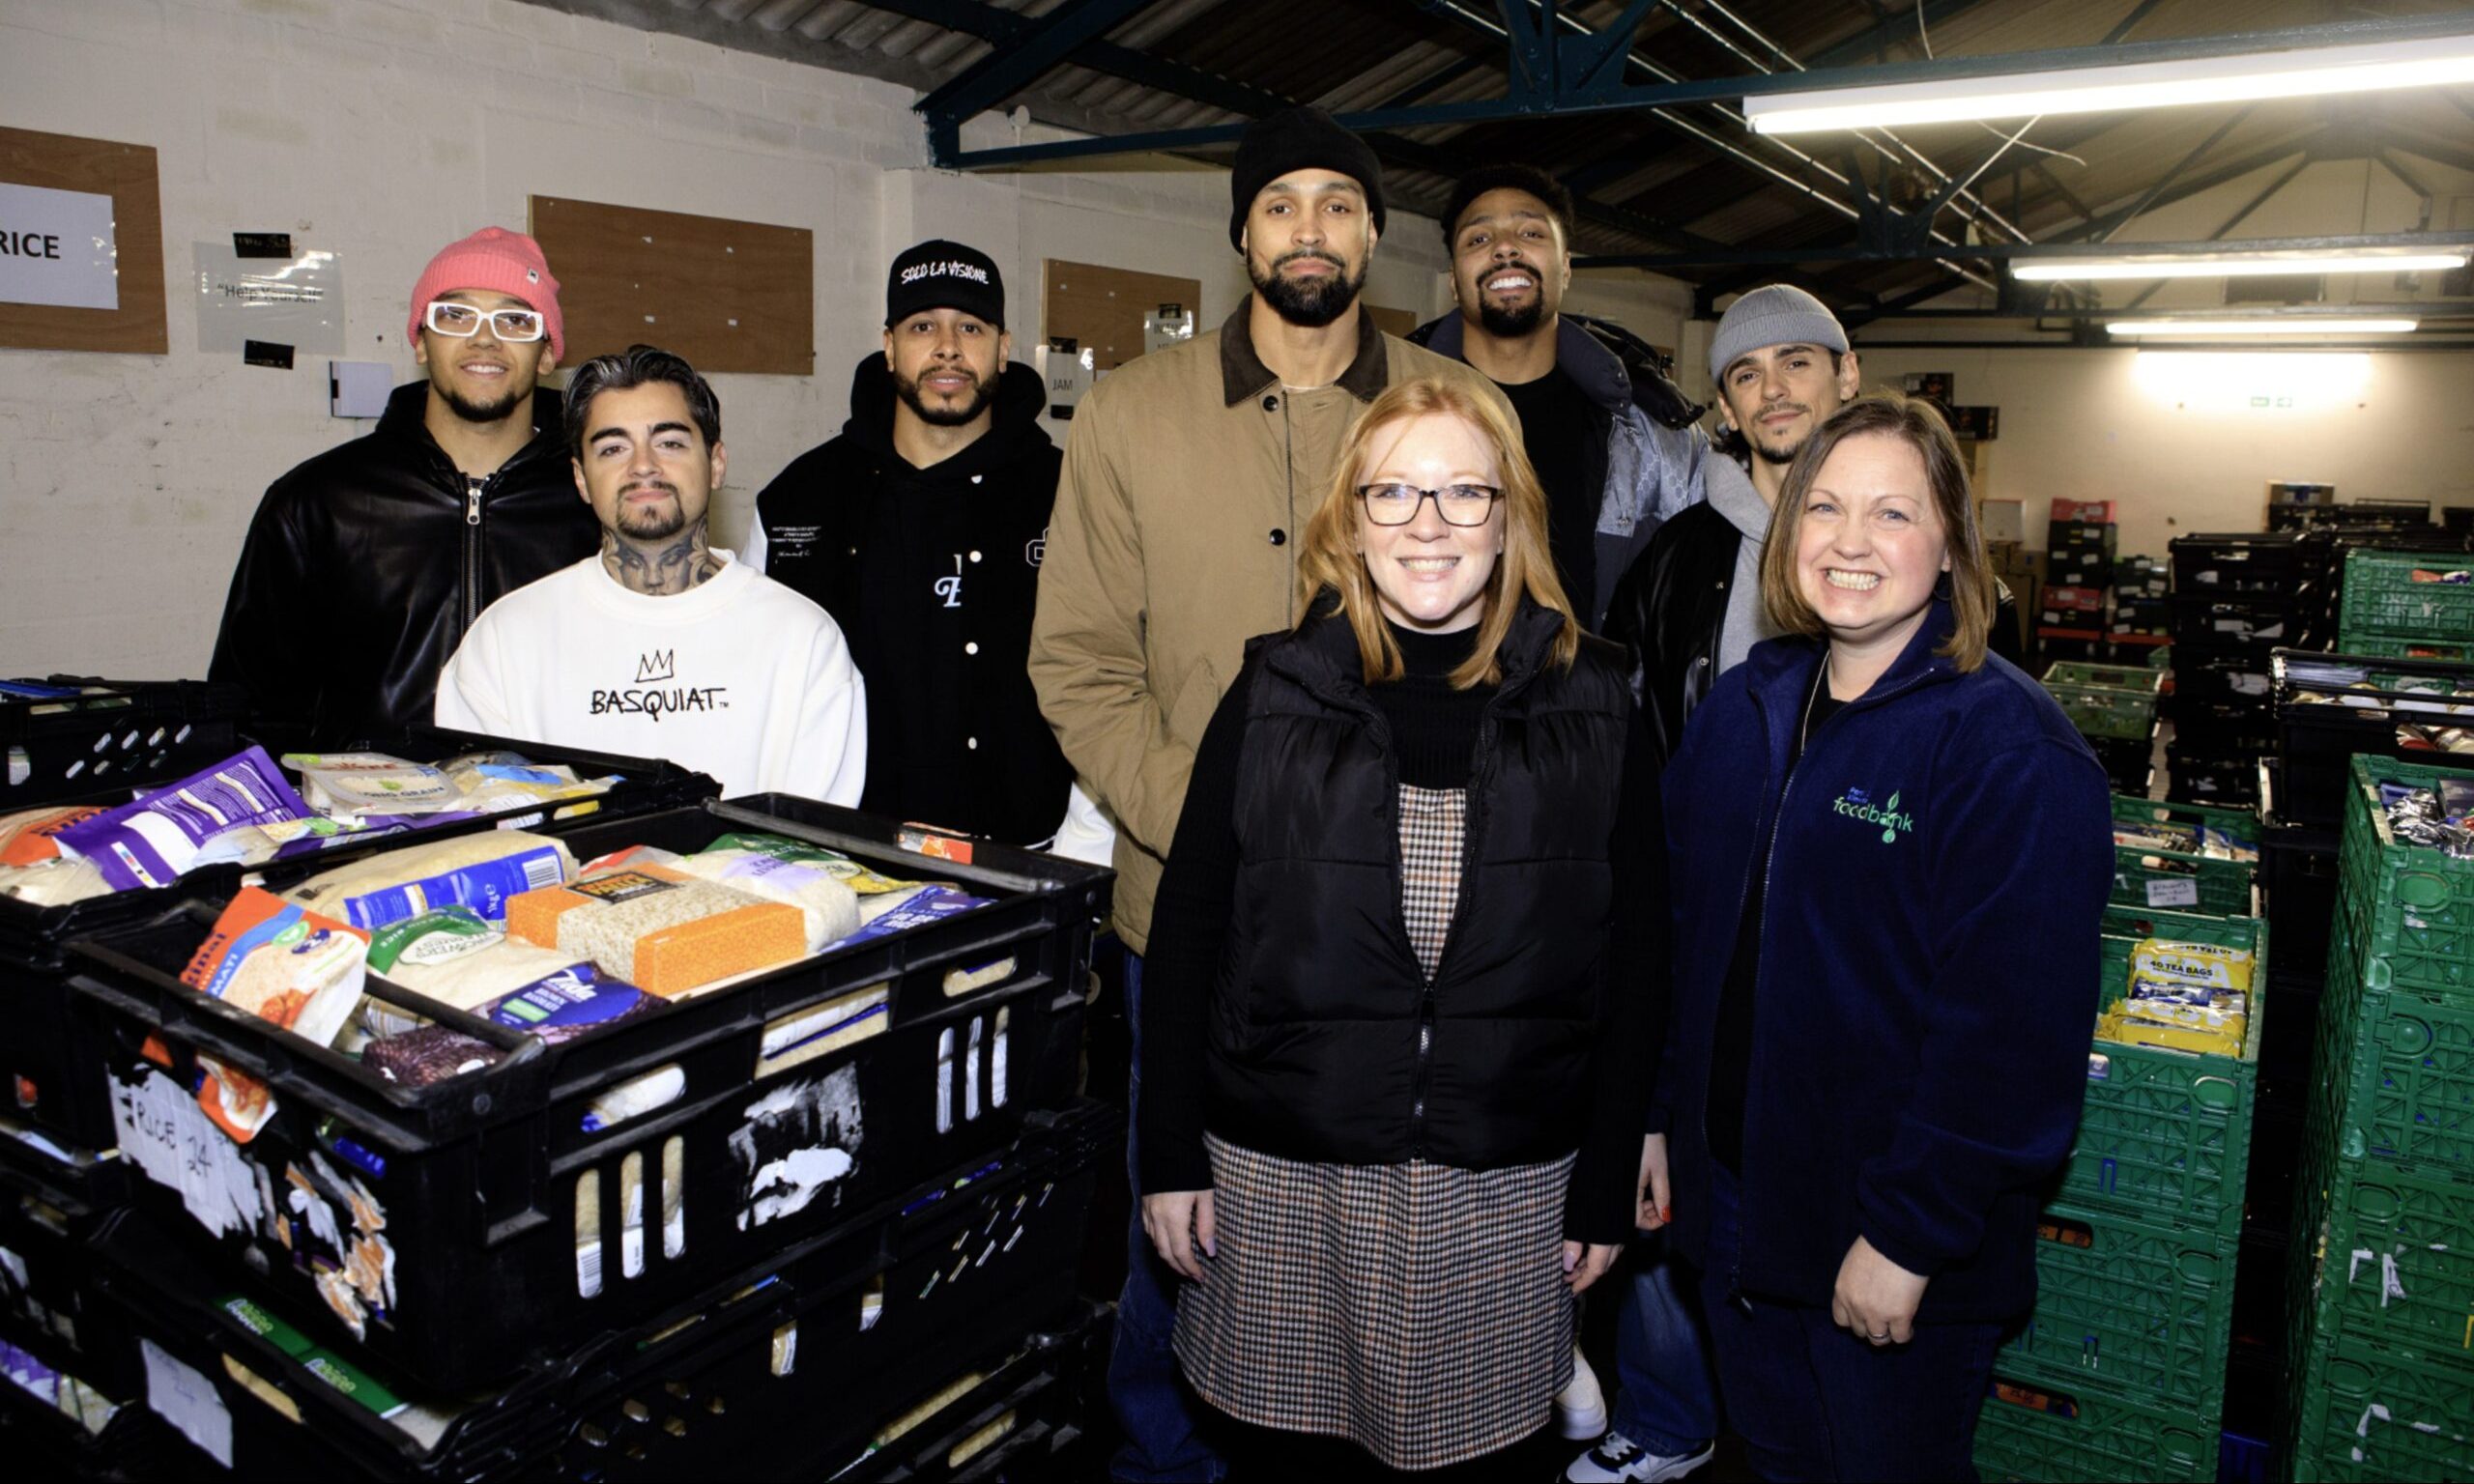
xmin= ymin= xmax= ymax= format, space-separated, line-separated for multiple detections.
xmin=1029 ymin=300 xmax=1512 ymax=953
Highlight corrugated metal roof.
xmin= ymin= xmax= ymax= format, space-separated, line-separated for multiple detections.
xmin=517 ymin=0 xmax=2474 ymax=312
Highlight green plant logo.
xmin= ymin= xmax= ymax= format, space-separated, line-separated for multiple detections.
xmin=1832 ymin=785 xmax=1914 ymax=843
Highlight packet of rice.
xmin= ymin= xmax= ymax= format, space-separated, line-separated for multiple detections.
xmin=180 ymin=886 xmax=370 ymax=1142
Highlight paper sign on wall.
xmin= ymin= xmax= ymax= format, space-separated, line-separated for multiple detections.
xmin=0 ymin=183 xmax=119 ymax=310
xmin=193 ymin=243 xmax=343 ymax=355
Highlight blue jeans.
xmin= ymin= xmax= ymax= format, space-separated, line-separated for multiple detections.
xmin=1696 ymin=1165 xmax=2000 ymax=1482
xmin=1108 ymin=950 xmax=1228 ymax=1482
xmin=1608 ymin=1231 xmax=1720 ymax=1456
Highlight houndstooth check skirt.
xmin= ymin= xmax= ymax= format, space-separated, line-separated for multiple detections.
xmin=1171 ymin=785 xmax=1577 ymax=1470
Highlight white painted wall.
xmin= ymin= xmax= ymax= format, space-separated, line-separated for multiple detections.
xmin=0 ymin=0 xmax=1693 ymax=676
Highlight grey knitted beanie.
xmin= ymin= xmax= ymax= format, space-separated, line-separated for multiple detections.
xmin=1708 ymin=284 xmax=1850 ymax=383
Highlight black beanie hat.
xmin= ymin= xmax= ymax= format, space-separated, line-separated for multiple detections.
xmin=1227 ymin=106 xmax=1388 ymax=252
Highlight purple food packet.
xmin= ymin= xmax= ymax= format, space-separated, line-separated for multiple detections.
xmin=57 ymin=746 xmax=312 ymax=891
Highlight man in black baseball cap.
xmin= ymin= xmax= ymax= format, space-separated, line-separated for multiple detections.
xmin=754 ymin=238 xmax=1074 ymax=846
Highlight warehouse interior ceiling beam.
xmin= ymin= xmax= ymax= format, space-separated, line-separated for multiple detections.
xmin=919 ymin=10 xmax=2474 ymax=169
xmin=1575 ymin=228 xmax=2474 ymax=273
xmin=518 ymin=1 xmax=2474 ymax=325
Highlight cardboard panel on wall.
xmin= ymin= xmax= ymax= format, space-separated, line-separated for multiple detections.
xmin=0 ymin=126 xmax=167 ymax=355
xmin=1042 ymin=259 xmax=1205 ymax=371
xmin=529 ymin=196 xmax=813 ymax=375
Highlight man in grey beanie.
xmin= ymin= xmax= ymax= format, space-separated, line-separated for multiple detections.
xmin=1600 ymin=285 xmax=1860 ymax=761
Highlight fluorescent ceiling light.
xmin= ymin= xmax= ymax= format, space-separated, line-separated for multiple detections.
xmin=2015 ymin=251 xmax=2467 ymax=282
xmin=2108 ymin=318 xmax=2418 ymax=335
xmin=1744 ymin=35 xmax=2474 ymax=133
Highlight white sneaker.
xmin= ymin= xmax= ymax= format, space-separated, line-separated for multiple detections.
xmin=1555 ymin=1345 xmax=1609 ymax=1440
xmin=1564 ymin=1431 xmax=1718 ymax=1483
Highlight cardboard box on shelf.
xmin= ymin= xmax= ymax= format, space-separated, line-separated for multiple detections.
xmin=1979 ymin=498 xmax=2024 ymax=545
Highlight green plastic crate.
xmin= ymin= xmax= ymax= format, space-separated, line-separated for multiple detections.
xmin=1997 ymin=1201 xmax=2236 ymax=1414
xmin=2312 ymin=916 xmax=2474 ymax=1175
xmin=2148 ymin=643 xmax=2174 ymax=671
xmin=2046 ymin=681 xmax=2159 ymax=742
xmin=1974 ymin=1367 xmax=2218 ymax=1483
xmin=2110 ymin=794 xmax=2259 ymax=916
xmin=2287 ymin=1330 xmax=2474 ymax=1483
xmin=2337 ymin=549 xmax=2474 ymax=644
xmin=2336 ymin=755 xmax=2474 ymax=1004
xmin=2058 ymin=906 xmax=2268 ymax=1236
xmin=2337 ymin=633 xmax=2474 ymax=665
xmin=2291 ymin=1127 xmax=2474 ymax=1358
xmin=2048 ymin=661 xmax=2168 ymax=695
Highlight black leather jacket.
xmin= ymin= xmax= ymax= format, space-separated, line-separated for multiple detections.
xmin=208 ymin=381 xmax=599 ymax=749
xmin=1603 ymin=496 xmax=2023 ymax=761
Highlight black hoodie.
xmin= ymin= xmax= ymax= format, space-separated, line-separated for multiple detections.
xmin=755 ymin=357 xmax=1072 ymax=845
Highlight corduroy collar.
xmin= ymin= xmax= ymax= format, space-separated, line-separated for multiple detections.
xmin=1218 ymin=297 xmax=1390 ymax=408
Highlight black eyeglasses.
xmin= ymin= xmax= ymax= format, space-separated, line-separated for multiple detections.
xmin=1356 ymin=483 xmax=1503 ymax=528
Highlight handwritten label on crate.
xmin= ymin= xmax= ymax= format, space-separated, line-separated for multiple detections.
xmin=2144 ymin=877 xmax=2202 ymax=908
xmin=111 ymin=1064 xmax=266 ymax=1239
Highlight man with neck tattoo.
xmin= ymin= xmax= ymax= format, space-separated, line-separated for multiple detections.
xmin=210 ymin=228 xmax=600 ymax=747
xmin=433 ymin=345 xmax=866 ymax=802
xmin=755 ymin=241 xmax=1074 ymax=846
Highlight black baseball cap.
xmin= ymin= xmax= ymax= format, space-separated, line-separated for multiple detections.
xmin=885 ymin=240 xmax=1005 ymax=328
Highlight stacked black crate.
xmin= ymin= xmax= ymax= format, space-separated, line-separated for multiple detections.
xmin=2040 ymin=499 xmax=2119 ymax=666
xmin=40 ymin=741 xmax=1119 ymax=1475
xmin=2167 ymin=532 xmax=2330 ymax=808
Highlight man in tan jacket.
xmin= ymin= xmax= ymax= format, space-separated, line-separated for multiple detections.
xmin=1028 ymin=105 xmax=1508 ymax=1480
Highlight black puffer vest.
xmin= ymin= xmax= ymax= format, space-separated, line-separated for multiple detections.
xmin=1206 ymin=599 xmax=1632 ymax=1171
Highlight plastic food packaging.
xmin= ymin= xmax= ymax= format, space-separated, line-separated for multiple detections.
xmin=283 ymin=831 xmax=576 ymax=931
xmin=0 ymin=804 xmax=101 ymax=867
xmin=2096 ymin=1002 xmax=2243 ymax=1059
xmin=55 ymin=747 xmax=312 ymax=891
xmin=0 ymin=856 xmax=113 ymax=905
xmin=2129 ymin=939 xmax=2255 ymax=992
xmin=672 ymin=845 xmax=861 ymax=951
xmin=357 ymin=905 xmax=592 ymax=1039
xmin=281 ymin=753 xmax=464 ymax=820
xmin=439 ymin=752 xmax=618 ymax=813
xmin=179 ymin=887 xmax=372 ymax=1140
xmin=505 ymin=863 xmax=806 ymax=997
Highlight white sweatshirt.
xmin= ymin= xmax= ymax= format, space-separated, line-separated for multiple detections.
xmin=434 ymin=553 xmax=867 ymax=804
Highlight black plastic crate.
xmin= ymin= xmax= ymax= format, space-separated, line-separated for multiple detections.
xmin=2166 ymin=645 xmax=2280 ymax=708
xmin=2165 ymin=699 xmax=2278 ymax=754
xmin=2171 ymin=532 xmax=2327 ymax=594
xmin=2 ymin=728 xmax=718 ymax=1166
xmin=2260 ymin=838 xmax=2338 ymax=1003
xmin=2167 ymin=744 xmax=2260 ymax=808
xmin=2170 ymin=592 xmax=2313 ymax=651
xmin=78 ymin=1102 xmax=1112 ymax=1479
xmin=0 ymin=1340 xmax=193 ymax=1483
xmin=0 ymin=677 xmax=249 ymax=813
xmin=2271 ymin=648 xmax=2474 ymax=830
xmin=68 ymin=795 xmax=1108 ymax=1393
xmin=2086 ymin=733 xmax=2156 ymax=797
xmin=832 ymin=1303 xmax=1107 ymax=1483
xmin=0 ymin=1150 xmax=142 ymax=1402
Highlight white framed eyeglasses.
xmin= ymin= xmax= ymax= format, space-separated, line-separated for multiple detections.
xmin=424 ymin=300 xmax=546 ymax=342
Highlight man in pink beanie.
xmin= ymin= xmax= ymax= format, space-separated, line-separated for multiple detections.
xmin=210 ymin=226 xmax=600 ymax=746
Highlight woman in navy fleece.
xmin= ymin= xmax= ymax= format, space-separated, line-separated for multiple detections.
xmin=1652 ymin=394 xmax=2112 ymax=1480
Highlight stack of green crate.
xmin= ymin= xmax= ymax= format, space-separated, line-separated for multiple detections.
xmin=2335 ymin=548 xmax=2474 ymax=664
xmin=2110 ymin=794 xmax=2260 ymax=917
xmin=1976 ymin=902 xmax=2268 ymax=1483
xmin=2284 ymin=755 xmax=2474 ymax=1483
xmin=2042 ymin=665 xmax=2163 ymax=797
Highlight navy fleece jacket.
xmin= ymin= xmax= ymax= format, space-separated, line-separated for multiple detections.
xmin=1656 ymin=601 xmax=2112 ymax=1323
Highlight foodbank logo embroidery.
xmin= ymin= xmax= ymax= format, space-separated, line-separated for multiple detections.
xmin=1833 ymin=785 xmax=1914 ymax=844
